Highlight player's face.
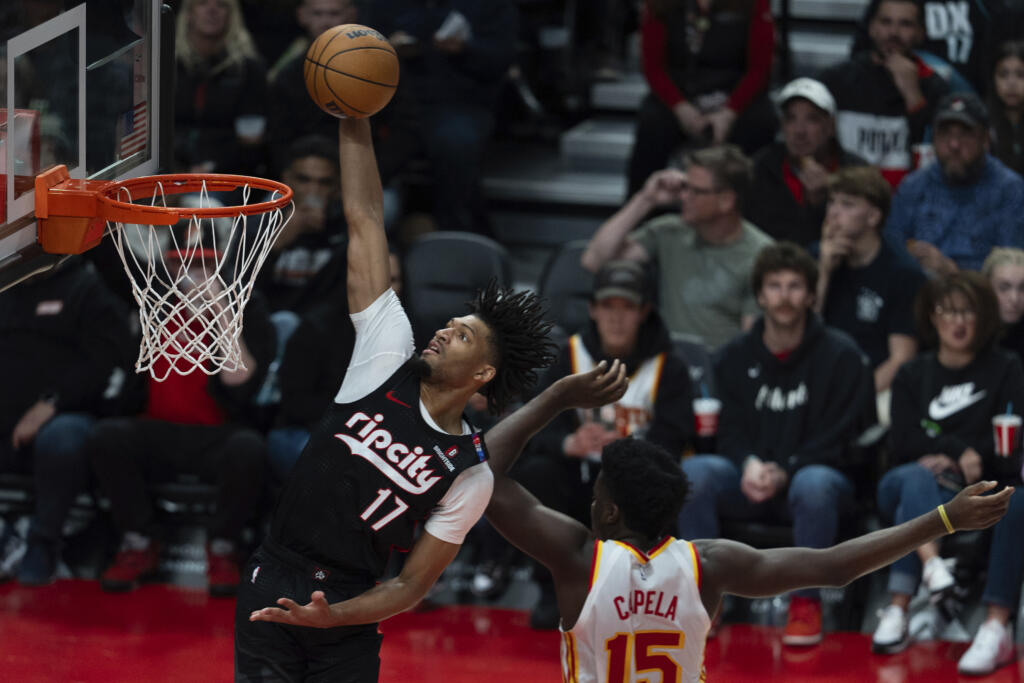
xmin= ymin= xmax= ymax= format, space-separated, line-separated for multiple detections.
xmin=189 ymin=0 xmax=231 ymax=40
xmin=932 ymin=291 xmax=977 ymax=355
xmin=995 ymin=56 xmax=1024 ymax=110
xmin=589 ymin=297 xmax=650 ymax=358
xmin=933 ymin=121 xmax=988 ymax=184
xmin=824 ymin=192 xmax=880 ymax=241
xmin=781 ymin=99 xmax=833 ymax=159
xmin=757 ymin=269 xmax=813 ymax=328
xmin=990 ymin=263 xmax=1024 ymax=324
xmin=421 ymin=315 xmax=496 ymax=387
xmin=869 ymin=1 xmax=922 ymax=56
xmin=299 ymin=0 xmax=358 ymax=40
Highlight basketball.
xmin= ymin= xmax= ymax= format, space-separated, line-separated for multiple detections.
xmin=304 ymin=24 xmax=399 ymax=119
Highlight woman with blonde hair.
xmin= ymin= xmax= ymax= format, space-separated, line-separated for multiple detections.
xmin=982 ymin=246 xmax=1024 ymax=363
xmin=174 ymin=0 xmax=267 ymax=174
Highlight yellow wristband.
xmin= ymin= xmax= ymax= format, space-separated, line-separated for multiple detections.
xmin=937 ymin=504 xmax=955 ymax=534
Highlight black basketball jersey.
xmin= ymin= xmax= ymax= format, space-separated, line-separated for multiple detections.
xmin=270 ymin=359 xmax=489 ymax=577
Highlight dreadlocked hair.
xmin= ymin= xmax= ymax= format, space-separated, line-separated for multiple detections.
xmin=466 ymin=280 xmax=558 ymax=415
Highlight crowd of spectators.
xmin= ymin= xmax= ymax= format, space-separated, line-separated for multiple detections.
xmin=2 ymin=0 xmax=1024 ymax=677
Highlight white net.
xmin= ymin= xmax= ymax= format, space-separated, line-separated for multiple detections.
xmin=107 ymin=178 xmax=293 ymax=381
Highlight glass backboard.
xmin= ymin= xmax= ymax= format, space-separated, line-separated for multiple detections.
xmin=0 ymin=0 xmax=172 ymax=291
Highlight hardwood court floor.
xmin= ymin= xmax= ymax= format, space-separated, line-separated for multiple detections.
xmin=1 ymin=580 xmax=1021 ymax=681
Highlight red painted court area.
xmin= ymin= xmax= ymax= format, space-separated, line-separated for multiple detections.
xmin=1 ymin=580 xmax=1021 ymax=682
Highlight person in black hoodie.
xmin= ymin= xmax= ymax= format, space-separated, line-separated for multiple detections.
xmin=871 ymin=272 xmax=1024 ymax=676
xmin=677 ymin=242 xmax=873 ymax=647
xmin=515 ymin=260 xmax=694 ymax=629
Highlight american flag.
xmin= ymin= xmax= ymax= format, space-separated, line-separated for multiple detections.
xmin=118 ymin=101 xmax=148 ymax=159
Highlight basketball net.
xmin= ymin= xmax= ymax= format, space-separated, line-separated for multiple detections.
xmin=107 ymin=180 xmax=292 ymax=381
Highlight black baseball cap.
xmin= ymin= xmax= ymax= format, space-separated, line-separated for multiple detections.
xmin=934 ymin=92 xmax=989 ymax=130
xmin=592 ymin=260 xmax=650 ymax=304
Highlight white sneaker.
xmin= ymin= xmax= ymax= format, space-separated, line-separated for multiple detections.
xmin=922 ymin=556 xmax=954 ymax=597
xmin=958 ymin=620 xmax=1016 ymax=676
xmin=872 ymin=605 xmax=910 ymax=654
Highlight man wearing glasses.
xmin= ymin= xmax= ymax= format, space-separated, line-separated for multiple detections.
xmin=582 ymin=145 xmax=774 ymax=350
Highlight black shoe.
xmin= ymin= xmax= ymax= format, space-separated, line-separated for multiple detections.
xmin=16 ymin=538 xmax=57 ymax=586
xmin=530 ymin=600 xmax=560 ymax=630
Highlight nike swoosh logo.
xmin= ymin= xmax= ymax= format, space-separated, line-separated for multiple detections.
xmin=385 ymin=390 xmax=411 ymax=409
xmin=928 ymin=390 xmax=986 ymax=420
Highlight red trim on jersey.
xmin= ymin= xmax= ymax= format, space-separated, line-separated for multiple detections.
xmin=589 ymin=539 xmax=603 ymax=590
xmin=647 ymin=535 xmax=674 ymax=559
xmin=616 ymin=539 xmax=651 ymax=564
xmin=689 ymin=542 xmax=703 ymax=590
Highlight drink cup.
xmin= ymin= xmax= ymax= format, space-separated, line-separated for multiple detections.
xmin=693 ymin=398 xmax=722 ymax=438
xmin=992 ymin=414 xmax=1022 ymax=458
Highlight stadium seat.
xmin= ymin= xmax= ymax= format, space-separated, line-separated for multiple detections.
xmin=537 ymin=239 xmax=593 ymax=340
xmin=403 ymin=231 xmax=512 ymax=348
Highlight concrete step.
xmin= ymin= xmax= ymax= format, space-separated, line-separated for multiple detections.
xmin=591 ymin=72 xmax=648 ymax=112
xmin=773 ymin=0 xmax=869 ymax=22
xmin=559 ymin=117 xmax=635 ymax=173
xmin=483 ymin=144 xmax=626 ymax=209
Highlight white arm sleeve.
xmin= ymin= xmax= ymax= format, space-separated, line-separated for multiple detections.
xmin=335 ymin=289 xmax=416 ymax=404
xmin=423 ymin=464 xmax=494 ymax=545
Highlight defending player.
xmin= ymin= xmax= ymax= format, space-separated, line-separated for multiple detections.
xmin=235 ymin=117 xmax=562 ymax=680
xmin=483 ymin=384 xmax=1016 ymax=682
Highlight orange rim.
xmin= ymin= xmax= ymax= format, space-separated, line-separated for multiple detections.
xmin=100 ymin=173 xmax=294 ymax=225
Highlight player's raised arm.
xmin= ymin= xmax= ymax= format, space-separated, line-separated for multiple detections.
xmin=697 ymin=481 xmax=1014 ymax=610
xmin=338 ymin=118 xmax=391 ymax=313
xmin=484 ymin=361 xmax=627 ymax=574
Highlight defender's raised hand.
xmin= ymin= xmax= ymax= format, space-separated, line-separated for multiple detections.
xmin=554 ymin=360 xmax=628 ymax=411
xmin=944 ymin=481 xmax=1015 ymax=532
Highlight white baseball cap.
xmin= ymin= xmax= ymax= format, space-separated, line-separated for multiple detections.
xmin=777 ymin=78 xmax=836 ymax=117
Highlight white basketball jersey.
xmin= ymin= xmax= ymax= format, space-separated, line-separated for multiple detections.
xmin=561 ymin=538 xmax=709 ymax=683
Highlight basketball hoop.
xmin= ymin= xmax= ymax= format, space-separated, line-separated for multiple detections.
xmin=34 ymin=165 xmax=294 ymax=381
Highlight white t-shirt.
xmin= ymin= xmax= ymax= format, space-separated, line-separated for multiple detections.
xmin=334 ymin=289 xmax=493 ymax=545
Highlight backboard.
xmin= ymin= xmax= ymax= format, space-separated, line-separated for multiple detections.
xmin=0 ymin=0 xmax=173 ymax=292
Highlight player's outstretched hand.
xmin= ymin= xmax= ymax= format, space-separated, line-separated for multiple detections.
xmin=554 ymin=359 xmax=628 ymax=410
xmin=250 ymin=591 xmax=335 ymax=628
xmin=944 ymin=481 xmax=1015 ymax=532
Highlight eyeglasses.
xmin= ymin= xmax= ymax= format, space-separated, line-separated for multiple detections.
xmin=934 ymin=306 xmax=977 ymax=321
xmin=679 ymin=182 xmax=721 ymax=196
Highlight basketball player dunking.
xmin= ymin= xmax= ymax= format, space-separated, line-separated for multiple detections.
xmin=483 ymin=395 xmax=1016 ymax=682
xmin=235 ymin=117 xmax=626 ymax=681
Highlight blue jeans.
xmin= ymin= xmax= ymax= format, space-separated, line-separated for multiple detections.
xmin=878 ymin=463 xmax=1024 ymax=607
xmin=267 ymin=428 xmax=310 ymax=483
xmin=678 ymin=454 xmax=855 ymax=599
xmin=31 ymin=413 xmax=95 ymax=543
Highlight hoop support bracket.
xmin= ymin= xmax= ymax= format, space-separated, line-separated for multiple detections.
xmin=34 ymin=165 xmax=111 ymax=254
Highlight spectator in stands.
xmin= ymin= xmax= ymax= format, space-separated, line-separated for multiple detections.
xmin=816 ymin=166 xmax=924 ymax=393
xmin=256 ymin=135 xmax=346 ymax=314
xmin=88 ymin=274 xmax=275 ymax=597
xmin=265 ymin=0 xmax=358 ymax=172
xmin=982 ymin=247 xmax=1024 ymax=364
xmin=369 ymin=0 xmax=518 ymax=235
xmin=871 ymin=272 xmax=1024 ymax=677
xmin=886 ymin=93 xmax=1024 ymax=274
xmin=0 ymin=260 xmax=131 ymax=586
xmin=515 ymin=260 xmax=694 ymax=628
xmin=821 ymin=0 xmax=949 ymax=187
xmin=989 ymin=40 xmax=1024 ymax=176
xmin=174 ymin=0 xmax=268 ymax=174
xmin=627 ymin=0 xmax=776 ymax=194
xmin=746 ymin=78 xmax=868 ymax=247
xmin=583 ymin=145 xmax=774 ymax=350
xmin=678 ymin=243 xmax=873 ymax=647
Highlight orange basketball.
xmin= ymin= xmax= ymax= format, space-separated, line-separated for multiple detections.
xmin=304 ymin=24 xmax=399 ymax=119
